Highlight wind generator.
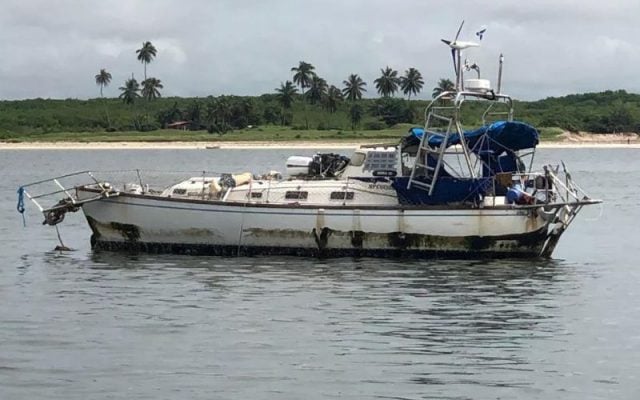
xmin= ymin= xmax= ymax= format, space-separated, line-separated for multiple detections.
xmin=441 ymin=20 xmax=480 ymax=91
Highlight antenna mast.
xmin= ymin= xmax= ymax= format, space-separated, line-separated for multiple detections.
xmin=497 ymin=54 xmax=504 ymax=94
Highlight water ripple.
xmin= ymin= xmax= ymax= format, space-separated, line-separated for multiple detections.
xmin=2 ymin=149 xmax=639 ymax=399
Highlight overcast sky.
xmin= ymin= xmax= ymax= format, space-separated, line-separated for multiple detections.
xmin=2 ymin=0 xmax=639 ymax=101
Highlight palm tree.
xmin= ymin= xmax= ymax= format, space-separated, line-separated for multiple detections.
xmin=432 ymin=78 xmax=455 ymax=98
xmin=95 ymin=69 xmax=112 ymax=97
xmin=374 ymin=66 xmax=400 ymax=97
xmin=95 ymin=69 xmax=113 ymax=128
xmin=187 ymin=100 xmax=202 ymax=128
xmin=141 ymin=77 xmax=163 ymax=100
xmin=118 ymin=76 xmax=141 ymax=104
xmin=204 ymin=96 xmax=232 ymax=132
xmin=400 ymin=68 xmax=424 ymax=100
xmin=136 ymin=41 xmax=157 ymax=81
xmin=275 ymin=81 xmax=298 ymax=108
xmin=205 ymin=96 xmax=217 ymax=124
xmin=349 ymin=103 xmax=363 ymax=130
xmin=213 ymin=96 xmax=232 ymax=127
xmin=291 ymin=61 xmax=315 ymax=94
xmin=322 ymin=85 xmax=343 ymax=114
xmin=342 ymin=74 xmax=367 ymax=101
xmin=291 ymin=61 xmax=315 ymax=129
xmin=306 ymin=75 xmax=328 ymax=105
xmin=275 ymin=81 xmax=298 ymax=125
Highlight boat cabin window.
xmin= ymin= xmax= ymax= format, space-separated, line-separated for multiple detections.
xmin=285 ymin=191 xmax=308 ymax=200
xmin=250 ymin=192 xmax=262 ymax=199
xmin=172 ymin=188 xmax=187 ymax=195
xmin=349 ymin=151 xmax=366 ymax=166
xmin=330 ymin=191 xmax=355 ymax=200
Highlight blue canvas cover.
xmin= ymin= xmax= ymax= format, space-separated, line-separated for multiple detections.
xmin=408 ymin=121 xmax=539 ymax=152
xmin=392 ymin=176 xmax=491 ymax=205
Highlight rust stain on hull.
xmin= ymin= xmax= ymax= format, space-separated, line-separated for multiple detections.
xmin=244 ymin=226 xmax=547 ymax=257
xmin=87 ymin=217 xmax=550 ymax=258
xmin=87 ymin=216 xmax=141 ymax=242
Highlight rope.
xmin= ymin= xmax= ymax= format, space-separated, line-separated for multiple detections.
xmin=55 ymin=225 xmax=68 ymax=250
xmin=236 ymin=196 xmax=249 ymax=257
xmin=16 ymin=186 xmax=26 ymax=227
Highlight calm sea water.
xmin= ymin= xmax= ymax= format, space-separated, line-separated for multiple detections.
xmin=1 ymin=148 xmax=638 ymax=399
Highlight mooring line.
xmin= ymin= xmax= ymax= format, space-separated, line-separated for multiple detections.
xmin=236 ymin=191 xmax=249 ymax=257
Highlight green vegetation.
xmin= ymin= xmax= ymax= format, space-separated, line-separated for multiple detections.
xmin=0 ymin=49 xmax=638 ymax=143
xmin=0 ymin=124 xmax=414 ymax=143
xmin=2 ymin=90 xmax=640 ymax=142
xmin=515 ymin=90 xmax=640 ymax=133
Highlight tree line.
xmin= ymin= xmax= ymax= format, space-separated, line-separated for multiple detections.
xmin=0 ymin=45 xmax=638 ymax=137
xmin=2 ymin=89 xmax=639 ymax=137
xmin=90 ymin=46 xmax=460 ymax=133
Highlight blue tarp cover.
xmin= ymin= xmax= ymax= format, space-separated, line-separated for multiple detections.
xmin=392 ymin=176 xmax=491 ymax=205
xmin=408 ymin=120 xmax=539 ymax=152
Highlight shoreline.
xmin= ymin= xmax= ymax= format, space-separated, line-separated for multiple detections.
xmin=1 ymin=140 xmax=639 ymax=150
xmin=0 ymin=141 xmax=369 ymax=150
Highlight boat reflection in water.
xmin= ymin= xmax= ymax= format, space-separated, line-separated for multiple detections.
xmin=80 ymin=251 xmax=571 ymax=390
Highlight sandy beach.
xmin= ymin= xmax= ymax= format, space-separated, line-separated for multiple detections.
xmin=1 ymin=138 xmax=639 ymax=150
xmin=0 ymin=141 xmax=368 ymax=150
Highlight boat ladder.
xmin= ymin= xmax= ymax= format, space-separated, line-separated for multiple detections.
xmin=407 ymin=104 xmax=475 ymax=195
xmin=17 ymin=171 xmax=118 ymax=226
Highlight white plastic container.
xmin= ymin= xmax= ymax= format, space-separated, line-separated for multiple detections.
xmin=465 ymin=79 xmax=491 ymax=93
xmin=286 ymin=156 xmax=313 ymax=176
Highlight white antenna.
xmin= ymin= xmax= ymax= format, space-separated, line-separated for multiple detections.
xmin=441 ymin=20 xmax=480 ymax=91
xmin=497 ymin=54 xmax=504 ymax=94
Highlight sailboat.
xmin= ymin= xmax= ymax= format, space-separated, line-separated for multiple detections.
xmin=17 ymin=23 xmax=600 ymax=258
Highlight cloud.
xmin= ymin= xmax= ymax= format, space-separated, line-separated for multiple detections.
xmin=1 ymin=0 xmax=639 ymax=100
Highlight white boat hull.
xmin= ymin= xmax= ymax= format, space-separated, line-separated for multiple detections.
xmin=80 ymin=190 xmax=570 ymax=258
